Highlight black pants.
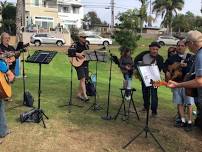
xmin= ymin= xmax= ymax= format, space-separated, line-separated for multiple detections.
xmin=142 ymin=81 xmax=158 ymax=114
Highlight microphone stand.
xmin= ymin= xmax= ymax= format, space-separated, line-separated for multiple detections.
xmin=101 ymin=51 xmax=113 ymax=120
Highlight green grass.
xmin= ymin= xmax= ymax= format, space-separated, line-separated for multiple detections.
xmin=2 ymin=38 xmax=199 ymax=152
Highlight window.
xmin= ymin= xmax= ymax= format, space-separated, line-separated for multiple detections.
xmin=63 ymin=6 xmax=70 ymax=13
xmin=73 ymin=7 xmax=79 ymax=14
xmin=58 ymin=5 xmax=62 ymax=12
xmin=33 ymin=0 xmax=39 ymax=6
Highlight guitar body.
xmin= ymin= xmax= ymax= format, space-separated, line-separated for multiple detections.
xmin=69 ymin=56 xmax=86 ymax=67
xmin=0 ymin=72 xmax=11 ymax=99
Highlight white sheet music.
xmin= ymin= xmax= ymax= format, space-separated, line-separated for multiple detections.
xmin=138 ymin=65 xmax=161 ymax=87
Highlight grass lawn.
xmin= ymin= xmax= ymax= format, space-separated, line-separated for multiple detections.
xmin=0 ymin=37 xmax=202 ymax=152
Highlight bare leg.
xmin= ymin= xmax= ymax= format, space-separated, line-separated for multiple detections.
xmin=80 ymin=77 xmax=87 ymax=98
xmin=179 ymin=104 xmax=185 ymax=123
xmin=187 ymin=105 xmax=192 ymax=123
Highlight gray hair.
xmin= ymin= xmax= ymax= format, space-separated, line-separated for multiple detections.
xmin=0 ymin=32 xmax=10 ymax=43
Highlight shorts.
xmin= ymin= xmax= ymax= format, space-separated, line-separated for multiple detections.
xmin=75 ymin=65 xmax=88 ymax=80
xmin=172 ymin=88 xmax=194 ymax=105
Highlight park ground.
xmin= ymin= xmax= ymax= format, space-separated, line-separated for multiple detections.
xmin=0 ymin=38 xmax=202 ymax=152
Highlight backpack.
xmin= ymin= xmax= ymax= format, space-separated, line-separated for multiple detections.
xmin=23 ymin=91 xmax=34 ymax=107
xmin=86 ymin=74 xmax=96 ymax=96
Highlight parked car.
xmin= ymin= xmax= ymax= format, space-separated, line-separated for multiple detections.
xmin=156 ymin=36 xmax=179 ymax=46
xmin=30 ymin=33 xmax=65 ymax=46
xmin=86 ymin=35 xmax=112 ymax=46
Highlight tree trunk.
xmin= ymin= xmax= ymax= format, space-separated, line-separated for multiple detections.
xmin=16 ymin=0 xmax=24 ymax=42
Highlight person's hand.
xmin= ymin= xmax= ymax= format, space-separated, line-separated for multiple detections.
xmin=167 ymin=80 xmax=178 ymax=88
xmin=6 ymin=70 xmax=15 ymax=83
xmin=125 ymin=65 xmax=131 ymax=70
xmin=76 ymin=53 xmax=84 ymax=59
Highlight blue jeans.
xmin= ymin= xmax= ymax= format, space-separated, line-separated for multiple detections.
xmin=0 ymin=100 xmax=8 ymax=137
xmin=142 ymin=81 xmax=158 ymax=114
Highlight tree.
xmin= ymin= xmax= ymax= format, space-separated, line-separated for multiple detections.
xmin=0 ymin=1 xmax=16 ymax=34
xmin=114 ymin=9 xmax=140 ymax=51
xmin=83 ymin=11 xmax=102 ymax=30
xmin=152 ymin=0 xmax=184 ymax=34
xmin=16 ymin=0 xmax=24 ymax=42
xmin=139 ymin=0 xmax=148 ymax=35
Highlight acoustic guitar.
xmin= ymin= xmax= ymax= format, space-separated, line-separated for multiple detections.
xmin=69 ymin=50 xmax=107 ymax=67
xmin=0 ymin=72 xmax=11 ymax=99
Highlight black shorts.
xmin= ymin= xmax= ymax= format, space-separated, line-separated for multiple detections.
xmin=75 ymin=65 xmax=88 ymax=80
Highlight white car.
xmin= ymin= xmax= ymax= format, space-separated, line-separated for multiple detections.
xmin=30 ymin=33 xmax=65 ymax=46
xmin=86 ymin=35 xmax=112 ymax=46
xmin=156 ymin=36 xmax=179 ymax=46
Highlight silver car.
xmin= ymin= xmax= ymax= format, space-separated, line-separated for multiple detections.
xmin=30 ymin=33 xmax=65 ymax=46
xmin=156 ymin=36 xmax=179 ymax=46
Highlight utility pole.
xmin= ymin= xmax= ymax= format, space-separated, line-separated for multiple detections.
xmin=111 ymin=0 xmax=114 ymax=29
xmin=201 ymin=0 xmax=202 ymax=14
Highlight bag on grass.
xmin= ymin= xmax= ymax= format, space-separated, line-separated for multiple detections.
xmin=86 ymin=74 xmax=96 ymax=96
xmin=23 ymin=91 xmax=34 ymax=107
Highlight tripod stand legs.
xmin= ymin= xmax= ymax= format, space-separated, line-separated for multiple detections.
xmin=123 ymin=126 xmax=166 ymax=152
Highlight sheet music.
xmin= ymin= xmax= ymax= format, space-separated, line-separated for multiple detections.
xmin=84 ymin=50 xmax=108 ymax=62
xmin=138 ymin=65 xmax=161 ymax=87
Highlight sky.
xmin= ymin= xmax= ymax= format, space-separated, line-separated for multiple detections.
xmin=6 ymin=0 xmax=202 ymax=26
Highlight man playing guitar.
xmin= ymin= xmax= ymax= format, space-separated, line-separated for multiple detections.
xmin=0 ymin=51 xmax=15 ymax=143
xmin=0 ymin=32 xmax=21 ymax=73
xmin=70 ymin=32 xmax=89 ymax=102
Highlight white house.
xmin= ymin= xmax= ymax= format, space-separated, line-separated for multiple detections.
xmin=25 ymin=0 xmax=84 ymax=30
xmin=57 ymin=0 xmax=84 ymax=29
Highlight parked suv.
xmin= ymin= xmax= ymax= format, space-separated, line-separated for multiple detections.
xmin=30 ymin=33 xmax=65 ymax=46
xmin=156 ymin=36 xmax=179 ymax=46
xmin=86 ymin=35 xmax=112 ymax=46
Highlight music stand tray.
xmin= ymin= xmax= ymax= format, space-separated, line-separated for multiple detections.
xmin=25 ymin=50 xmax=57 ymax=128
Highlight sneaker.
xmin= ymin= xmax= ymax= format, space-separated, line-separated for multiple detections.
xmin=174 ymin=120 xmax=182 ymax=128
xmin=151 ymin=112 xmax=157 ymax=117
xmin=184 ymin=123 xmax=192 ymax=132
xmin=180 ymin=122 xmax=187 ymax=128
xmin=83 ymin=97 xmax=89 ymax=102
xmin=125 ymin=96 xmax=131 ymax=101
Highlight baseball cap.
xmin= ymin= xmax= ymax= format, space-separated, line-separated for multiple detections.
xmin=149 ymin=42 xmax=161 ymax=48
xmin=78 ymin=32 xmax=87 ymax=38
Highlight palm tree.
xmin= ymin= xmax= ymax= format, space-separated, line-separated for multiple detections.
xmin=152 ymin=0 xmax=184 ymax=34
xmin=139 ymin=0 xmax=148 ymax=35
xmin=16 ymin=0 xmax=24 ymax=42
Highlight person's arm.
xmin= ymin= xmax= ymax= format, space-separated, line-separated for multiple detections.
xmin=167 ymin=76 xmax=202 ymax=88
xmin=0 ymin=60 xmax=15 ymax=82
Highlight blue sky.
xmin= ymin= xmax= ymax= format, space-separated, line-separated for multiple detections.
xmin=7 ymin=0 xmax=202 ymax=26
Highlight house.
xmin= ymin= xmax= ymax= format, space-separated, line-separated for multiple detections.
xmin=142 ymin=26 xmax=161 ymax=34
xmin=25 ymin=0 xmax=83 ymax=30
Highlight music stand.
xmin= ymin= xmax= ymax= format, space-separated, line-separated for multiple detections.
xmin=101 ymin=52 xmax=116 ymax=120
xmin=123 ymin=65 xmax=166 ymax=152
xmin=25 ymin=50 xmax=57 ymax=128
xmin=85 ymin=50 xmax=108 ymax=113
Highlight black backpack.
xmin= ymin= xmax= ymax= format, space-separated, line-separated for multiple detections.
xmin=23 ymin=91 xmax=34 ymax=107
xmin=86 ymin=75 xmax=96 ymax=96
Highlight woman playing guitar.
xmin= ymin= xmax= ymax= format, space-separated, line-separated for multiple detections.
xmin=119 ymin=47 xmax=133 ymax=100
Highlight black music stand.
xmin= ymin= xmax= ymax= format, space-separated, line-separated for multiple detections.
xmin=26 ymin=50 xmax=57 ymax=128
xmin=123 ymin=65 xmax=166 ymax=152
xmin=101 ymin=52 xmax=117 ymax=120
xmin=85 ymin=50 xmax=108 ymax=113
